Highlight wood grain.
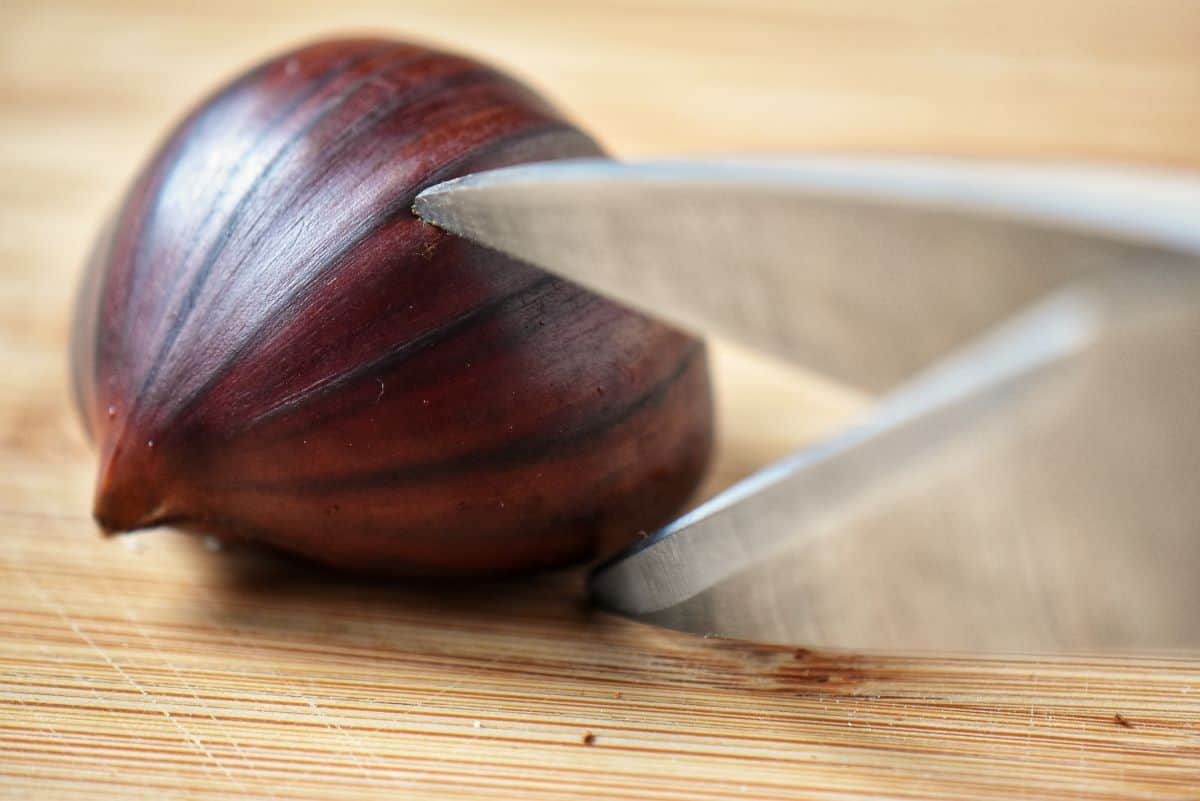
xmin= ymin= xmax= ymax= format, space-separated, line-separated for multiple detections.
xmin=1 ymin=1 xmax=1198 ymax=798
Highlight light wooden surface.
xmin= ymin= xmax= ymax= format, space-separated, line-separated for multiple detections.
xmin=2 ymin=1 xmax=1199 ymax=798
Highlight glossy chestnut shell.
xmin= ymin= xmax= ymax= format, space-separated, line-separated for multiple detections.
xmin=69 ymin=38 xmax=713 ymax=576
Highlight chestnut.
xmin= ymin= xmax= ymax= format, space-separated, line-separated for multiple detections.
xmin=70 ymin=37 xmax=713 ymax=576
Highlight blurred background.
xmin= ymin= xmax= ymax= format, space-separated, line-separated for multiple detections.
xmin=3 ymin=0 xmax=1198 ymax=492
xmin=6 ymin=0 xmax=1199 ymax=160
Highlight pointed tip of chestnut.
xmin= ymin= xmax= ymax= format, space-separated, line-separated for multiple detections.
xmin=92 ymin=438 xmax=172 ymax=535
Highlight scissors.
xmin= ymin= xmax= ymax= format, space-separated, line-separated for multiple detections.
xmin=414 ymin=156 xmax=1200 ymax=653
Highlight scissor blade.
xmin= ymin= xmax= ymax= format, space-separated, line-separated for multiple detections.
xmin=415 ymin=157 xmax=1200 ymax=391
xmin=590 ymin=268 xmax=1200 ymax=652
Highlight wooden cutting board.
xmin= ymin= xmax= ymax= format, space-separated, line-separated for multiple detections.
xmin=2 ymin=1 xmax=1198 ymax=798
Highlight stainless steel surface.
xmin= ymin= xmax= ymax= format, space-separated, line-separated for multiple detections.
xmin=591 ymin=267 xmax=1200 ymax=651
xmin=415 ymin=157 xmax=1200 ymax=391
xmin=416 ymin=156 xmax=1200 ymax=651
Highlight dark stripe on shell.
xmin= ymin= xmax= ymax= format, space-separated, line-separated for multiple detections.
xmin=133 ymin=50 xmax=468 ymax=404
xmin=232 ymin=274 xmax=560 ymax=434
xmin=162 ymin=122 xmax=585 ymax=433
xmin=98 ymin=48 xmax=298 ymax=391
xmin=213 ymin=342 xmax=703 ymax=493
xmin=118 ymin=43 xmax=401 ymax=348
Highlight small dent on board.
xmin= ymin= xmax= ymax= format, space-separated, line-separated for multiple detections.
xmin=1113 ymin=712 xmax=1136 ymax=729
xmin=626 ymin=622 xmax=885 ymax=695
xmin=702 ymin=639 xmax=878 ymax=694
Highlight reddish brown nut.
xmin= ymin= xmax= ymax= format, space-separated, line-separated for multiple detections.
xmin=69 ymin=38 xmax=713 ymax=576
